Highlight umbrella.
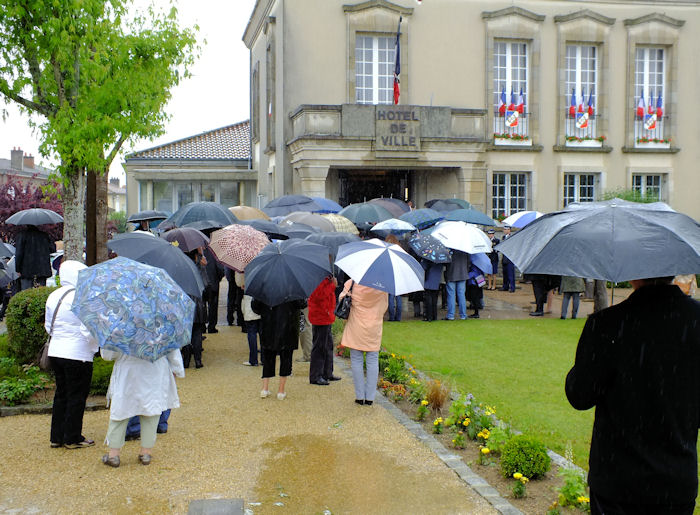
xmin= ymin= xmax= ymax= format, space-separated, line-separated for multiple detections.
xmin=71 ymin=256 xmax=194 ymax=362
xmin=495 ymin=198 xmax=700 ymax=282
xmin=369 ymin=198 xmax=410 ymax=218
xmin=430 ymin=221 xmax=492 ymax=254
xmin=335 ymin=238 xmax=424 ymax=295
xmin=370 ymin=218 xmax=417 ymax=238
xmin=5 ymin=208 xmax=63 ymax=226
xmin=228 ymin=205 xmax=270 ymax=221
xmin=161 ymin=227 xmax=210 ymax=252
xmin=180 ymin=219 xmax=226 ymax=232
xmin=502 ymin=210 xmax=544 ymax=228
xmin=399 ymin=208 xmax=444 ymax=230
xmin=107 ymin=233 xmax=205 ymax=298
xmin=164 ymin=201 xmax=238 ymax=228
xmin=208 ymin=224 xmax=270 ymax=272
xmin=283 ymin=223 xmax=321 ymax=240
xmin=445 ymin=208 xmax=498 ymax=226
xmin=154 ymin=220 xmax=179 ymax=233
xmin=321 ymin=214 xmax=360 ymax=234
xmin=237 ymin=219 xmax=289 ymax=240
xmin=470 ymin=252 xmax=493 ymax=275
xmin=425 ymin=198 xmax=471 ymax=210
xmin=338 ymin=202 xmax=393 ymax=231
xmin=310 ymin=197 xmax=343 ymax=214
xmin=305 ymin=232 xmax=361 ymax=260
xmin=279 ymin=212 xmax=336 ymax=232
xmin=244 ymin=239 xmax=332 ymax=306
xmin=262 ymin=195 xmax=322 ymax=217
xmin=408 ymin=233 xmax=452 ymax=264
xmin=127 ymin=210 xmax=169 ymax=223
xmin=0 ymin=241 xmax=14 ymax=258
xmin=427 ymin=199 xmax=465 ymax=213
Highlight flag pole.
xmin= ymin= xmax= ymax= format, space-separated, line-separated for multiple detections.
xmin=393 ymin=16 xmax=402 ymax=105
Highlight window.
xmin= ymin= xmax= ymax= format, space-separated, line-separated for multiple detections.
xmin=563 ymin=173 xmax=597 ymax=206
xmin=565 ymin=45 xmax=598 ymax=143
xmin=492 ymin=172 xmax=528 ymax=219
xmin=219 ymin=181 xmax=239 ymax=208
xmin=153 ymin=182 xmax=173 ymax=213
xmin=634 ymin=47 xmax=666 ymax=144
xmin=355 ymin=35 xmax=396 ymax=105
xmin=493 ymin=41 xmax=529 ymax=140
xmin=632 ymin=174 xmax=663 ymax=201
xmin=251 ymin=62 xmax=259 ymax=141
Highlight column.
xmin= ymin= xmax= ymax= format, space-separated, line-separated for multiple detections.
xmin=296 ymin=165 xmax=330 ymax=198
xmin=456 ymin=163 xmax=488 ymax=212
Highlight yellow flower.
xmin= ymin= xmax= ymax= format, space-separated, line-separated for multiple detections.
xmin=411 ymin=370 xmax=417 ymax=375
xmin=421 ymin=400 xmax=429 ymax=406
xmin=520 ymin=477 xmax=529 ymax=484
xmin=391 ymin=353 xmax=395 ymax=358
xmin=577 ymin=496 xmax=590 ymax=504
xmin=481 ymin=447 xmax=490 ymax=455
xmin=513 ymin=473 xmax=523 ymax=480
xmin=462 ymin=418 xmax=470 ymax=426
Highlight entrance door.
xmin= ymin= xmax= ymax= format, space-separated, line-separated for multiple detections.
xmin=338 ymin=170 xmax=412 ymax=206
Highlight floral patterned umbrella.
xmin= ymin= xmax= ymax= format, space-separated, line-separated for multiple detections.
xmin=408 ymin=233 xmax=452 ymax=264
xmin=208 ymin=224 xmax=270 ymax=272
xmin=71 ymin=257 xmax=194 ymax=362
xmin=321 ymin=214 xmax=360 ymax=235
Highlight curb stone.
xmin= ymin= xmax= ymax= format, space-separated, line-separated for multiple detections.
xmin=0 ymin=400 xmax=106 ymax=417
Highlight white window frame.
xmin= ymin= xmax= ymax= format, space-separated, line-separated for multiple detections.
xmin=493 ymin=40 xmax=529 ymax=142
xmin=355 ymin=35 xmax=396 ymax=105
xmin=634 ymin=47 xmax=667 ymax=145
xmin=631 ymin=173 xmax=665 ymax=201
xmin=492 ymin=172 xmax=529 ymax=219
xmin=563 ymin=173 xmax=598 ymax=206
xmin=565 ymin=44 xmax=599 ymax=144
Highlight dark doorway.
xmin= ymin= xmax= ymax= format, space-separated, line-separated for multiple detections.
xmin=338 ymin=170 xmax=412 ymax=207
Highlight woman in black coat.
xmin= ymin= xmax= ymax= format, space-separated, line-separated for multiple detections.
xmin=251 ymin=298 xmax=306 ymax=400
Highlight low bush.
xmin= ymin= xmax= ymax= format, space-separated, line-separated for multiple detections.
xmin=500 ymin=434 xmax=551 ymax=479
xmin=6 ymin=286 xmax=56 ymax=365
xmin=0 ymin=334 xmax=9 ymax=358
xmin=381 ymin=352 xmax=409 ymax=384
xmin=90 ymin=357 xmax=114 ymax=395
xmin=485 ymin=422 xmax=513 ymax=455
xmin=0 ymin=361 xmax=53 ymax=406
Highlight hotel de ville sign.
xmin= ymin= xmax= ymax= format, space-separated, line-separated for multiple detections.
xmin=375 ymin=106 xmax=421 ymax=152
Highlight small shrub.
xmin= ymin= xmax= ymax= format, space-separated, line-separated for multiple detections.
xmin=0 ymin=364 xmax=52 ymax=406
xmin=382 ymin=353 xmax=408 ymax=384
xmin=425 ymin=379 xmax=449 ymax=412
xmin=500 ymin=434 xmax=551 ymax=479
xmin=0 ymin=334 xmax=9 ymax=358
xmin=486 ymin=423 xmax=513 ymax=455
xmin=558 ymin=467 xmax=590 ymax=511
xmin=452 ymin=430 xmax=466 ymax=449
xmin=90 ymin=357 xmax=114 ymax=395
xmin=0 ymin=356 xmax=24 ymax=379
xmin=415 ymin=399 xmax=429 ymax=421
xmin=407 ymin=377 xmax=427 ymax=404
xmin=6 ymin=286 xmax=56 ymax=364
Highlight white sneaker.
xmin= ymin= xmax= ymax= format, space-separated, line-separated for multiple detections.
xmin=277 ymin=392 xmax=287 ymax=400
xmin=242 ymin=361 xmax=252 ymax=366
xmin=260 ymin=390 xmax=270 ymax=398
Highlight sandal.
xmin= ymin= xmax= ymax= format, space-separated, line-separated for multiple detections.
xmin=101 ymin=454 xmax=120 ymax=468
xmin=64 ymin=438 xmax=95 ymax=449
xmin=138 ymin=454 xmax=152 ymax=466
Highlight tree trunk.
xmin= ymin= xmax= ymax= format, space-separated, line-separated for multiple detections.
xmin=593 ymin=279 xmax=609 ymax=313
xmin=62 ymin=168 xmax=85 ymax=263
xmin=85 ymin=170 xmax=97 ymax=265
xmin=96 ymin=170 xmax=108 ymax=263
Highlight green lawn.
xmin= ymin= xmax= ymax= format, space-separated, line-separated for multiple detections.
xmin=381 ymin=318 xmax=594 ymax=469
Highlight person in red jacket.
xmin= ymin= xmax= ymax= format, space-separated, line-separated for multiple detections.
xmin=308 ymin=274 xmax=341 ymax=385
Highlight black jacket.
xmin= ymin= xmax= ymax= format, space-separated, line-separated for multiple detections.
xmin=251 ymin=298 xmax=306 ymax=353
xmin=14 ymin=227 xmax=54 ymax=278
xmin=566 ymin=284 xmax=700 ymax=504
xmin=203 ymin=247 xmax=224 ymax=291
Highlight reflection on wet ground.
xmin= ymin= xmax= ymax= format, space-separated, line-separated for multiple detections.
xmin=252 ymin=433 xmax=481 ymax=515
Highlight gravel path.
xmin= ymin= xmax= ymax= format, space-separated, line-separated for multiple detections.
xmin=0 ymin=323 xmax=494 ymax=514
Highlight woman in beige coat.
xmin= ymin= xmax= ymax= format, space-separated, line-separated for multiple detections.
xmin=339 ymin=279 xmax=388 ymax=405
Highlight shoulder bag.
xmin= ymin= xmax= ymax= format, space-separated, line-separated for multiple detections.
xmin=334 ymin=281 xmax=354 ymax=320
xmin=38 ymin=288 xmax=75 ymax=371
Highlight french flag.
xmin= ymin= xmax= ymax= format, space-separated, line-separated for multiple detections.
xmin=508 ymin=88 xmax=516 ymax=111
xmin=569 ymin=88 xmax=576 ymax=117
xmin=587 ymin=88 xmax=594 ymax=116
xmin=656 ymin=92 xmax=663 ymax=118
xmin=498 ymin=87 xmax=506 ymax=116
xmin=648 ymin=91 xmax=655 ymax=115
xmin=577 ymin=87 xmax=585 ymax=113
xmin=517 ymin=88 xmax=525 ymax=114
xmin=393 ymin=17 xmax=402 ymax=105
xmin=636 ymin=91 xmax=645 ymax=118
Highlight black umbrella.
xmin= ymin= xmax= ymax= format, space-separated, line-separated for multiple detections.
xmin=369 ymin=198 xmax=410 ymax=218
xmin=161 ymin=227 xmax=210 ymax=252
xmin=164 ymin=202 xmax=238 ymax=228
xmin=427 ymin=199 xmax=465 ymax=212
xmin=262 ymin=195 xmax=322 ymax=217
xmin=305 ymin=232 xmax=361 ymax=260
xmin=180 ymin=219 xmax=226 ymax=232
xmin=337 ymin=202 xmax=393 ymax=231
xmin=283 ymin=223 xmax=321 ymax=240
xmin=244 ymin=239 xmax=332 ymax=306
xmin=237 ymin=219 xmax=289 ymax=240
xmin=495 ymin=198 xmax=700 ymax=282
xmin=127 ymin=210 xmax=169 ymax=223
xmin=408 ymin=233 xmax=452 ymax=264
xmin=5 ymin=208 xmax=63 ymax=226
xmin=107 ymin=233 xmax=205 ymax=298
xmin=425 ymin=198 xmax=471 ymax=210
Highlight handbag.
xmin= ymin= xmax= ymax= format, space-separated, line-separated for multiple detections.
xmin=334 ymin=281 xmax=354 ymax=320
xmin=475 ymin=274 xmax=486 ymax=288
xmin=38 ymin=287 xmax=75 ymax=371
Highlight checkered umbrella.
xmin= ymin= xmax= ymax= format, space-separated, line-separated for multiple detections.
xmin=208 ymin=224 xmax=270 ymax=272
xmin=321 ymin=214 xmax=360 ymax=235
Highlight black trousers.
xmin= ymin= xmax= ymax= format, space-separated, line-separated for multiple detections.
xmin=424 ymin=290 xmax=438 ymax=321
xmin=531 ymin=279 xmax=548 ymax=313
xmin=182 ymin=323 xmax=204 ymax=367
xmin=226 ymin=279 xmax=236 ymax=325
xmin=309 ymin=324 xmax=334 ymax=382
xmin=261 ymin=348 xmax=293 ymax=378
xmin=206 ymin=287 xmax=219 ymax=329
xmin=590 ymin=490 xmax=694 ymax=515
xmin=50 ymin=357 xmax=93 ymax=445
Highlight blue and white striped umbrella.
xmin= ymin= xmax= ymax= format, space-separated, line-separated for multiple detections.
xmin=502 ymin=210 xmax=544 ymax=228
xmin=335 ymin=238 xmax=424 ymax=295
xmin=370 ymin=218 xmax=417 ymax=238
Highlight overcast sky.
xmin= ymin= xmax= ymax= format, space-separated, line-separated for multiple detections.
xmin=0 ymin=0 xmax=257 ymax=183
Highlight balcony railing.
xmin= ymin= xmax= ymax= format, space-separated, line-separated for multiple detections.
xmin=634 ymin=115 xmax=670 ymax=148
xmin=493 ymin=111 xmax=530 ymax=145
xmin=565 ymin=113 xmax=602 ymax=147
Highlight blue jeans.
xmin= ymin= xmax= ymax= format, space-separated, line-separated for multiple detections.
xmin=350 ymin=349 xmax=378 ymax=402
xmin=388 ymin=294 xmax=402 ymax=321
xmin=561 ymin=292 xmax=580 ymax=319
xmin=446 ymin=280 xmax=467 ymax=320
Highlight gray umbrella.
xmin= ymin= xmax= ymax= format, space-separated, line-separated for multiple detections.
xmin=495 ymin=198 xmax=700 ymax=282
xmin=5 ymin=208 xmax=63 ymax=225
xmin=127 ymin=210 xmax=169 ymax=223
xmin=0 ymin=241 xmax=14 ymax=258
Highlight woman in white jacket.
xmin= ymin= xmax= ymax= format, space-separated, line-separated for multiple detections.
xmin=100 ymin=347 xmax=184 ymax=467
xmin=45 ymin=260 xmax=98 ymax=449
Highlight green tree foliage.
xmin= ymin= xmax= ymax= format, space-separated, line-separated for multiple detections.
xmin=5 ymin=286 xmax=56 ymax=365
xmin=601 ymin=188 xmax=659 ymax=203
xmin=0 ymin=1 xmax=198 ymax=261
